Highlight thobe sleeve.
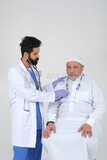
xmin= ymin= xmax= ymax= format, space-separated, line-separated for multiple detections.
xmin=47 ymin=101 xmax=60 ymax=122
xmin=86 ymin=80 xmax=105 ymax=127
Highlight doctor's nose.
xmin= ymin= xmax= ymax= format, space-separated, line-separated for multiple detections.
xmin=36 ymin=53 xmax=39 ymax=58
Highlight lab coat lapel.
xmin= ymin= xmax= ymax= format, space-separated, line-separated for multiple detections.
xmin=18 ymin=60 xmax=35 ymax=86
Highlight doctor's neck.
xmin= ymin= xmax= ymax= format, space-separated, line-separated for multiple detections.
xmin=21 ymin=57 xmax=31 ymax=68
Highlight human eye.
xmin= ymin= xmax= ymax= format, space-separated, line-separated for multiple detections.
xmin=74 ymin=66 xmax=78 ymax=69
xmin=67 ymin=66 xmax=71 ymax=69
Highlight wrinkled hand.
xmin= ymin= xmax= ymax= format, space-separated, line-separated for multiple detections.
xmin=78 ymin=123 xmax=92 ymax=138
xmin=52 ymin=76 xmax=66 ymax=88
xmin=43 ymin=123 xmax=56 ymax=139
xmin=55 ymin=89 xmax=69 ymax=101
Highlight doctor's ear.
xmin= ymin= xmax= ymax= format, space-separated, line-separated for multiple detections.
xmin=24 ymin=52 xmax=29 ymax=59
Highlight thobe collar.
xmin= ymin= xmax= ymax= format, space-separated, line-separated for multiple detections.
xmin=66 ymin=73 xmax=84 ymax=91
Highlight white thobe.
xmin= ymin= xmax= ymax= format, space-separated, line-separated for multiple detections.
xmin=43 ymin=74 xmax=105 ymax=160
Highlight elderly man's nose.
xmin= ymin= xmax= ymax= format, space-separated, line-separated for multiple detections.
xmin=70 ymin=68 xmax=74 ymax=72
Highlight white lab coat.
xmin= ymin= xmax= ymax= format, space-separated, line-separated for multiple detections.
xmin=8 ymin=60 xmax=55 ymax=147
xmin=43 ymin=75 xmax=105 ymax=160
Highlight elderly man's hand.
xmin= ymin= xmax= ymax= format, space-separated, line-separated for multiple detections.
xmin=78 ymin=123 xmax=92 ymax=138
xmin=43 ymin=123 xmax=56 ymax=139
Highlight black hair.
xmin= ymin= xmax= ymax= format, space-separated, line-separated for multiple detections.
xmin=20 ymin=36 xmax=42 ymax=57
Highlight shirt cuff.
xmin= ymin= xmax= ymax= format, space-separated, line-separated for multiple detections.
xmin=47 ymin=113 xmax=56 ymax=122
xmin=85 ymin=118 xmax=95 ymax=127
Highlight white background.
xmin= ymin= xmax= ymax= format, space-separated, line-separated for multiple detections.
xmin=0 ymin=0 xmax=107 ymax=159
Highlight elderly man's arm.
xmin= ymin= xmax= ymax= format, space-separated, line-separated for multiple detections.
xmin=43 ymin=101 xmax=60 ymax=138
xmin=78 ymin=80 xmax=105 ymax=138
xmin=86 ymin=80 xmax=105 ymax=126
xmin=42 ymin=76 xmax=67 ymax=91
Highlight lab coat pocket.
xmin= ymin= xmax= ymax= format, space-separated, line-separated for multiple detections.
xmin=10 ymin=100 xmax=16 ymax=122
xmin=23 ymin=99 xmax=30 ymax=111
xmin=76 ymin=91 xmax=89 ymax=102
xmin=17 ymin=109 xmax=31 ymax=126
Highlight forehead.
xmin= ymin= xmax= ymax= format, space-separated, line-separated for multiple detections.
xmin=32 ymin=47 xmax=40 ymax=53
xmin=66 ymin=61 xmax=81 ymax=67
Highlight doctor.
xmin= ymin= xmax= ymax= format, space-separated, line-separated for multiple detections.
xmin=8 ymin=36 xmax=68 ymax=160
xmin=43 ymin=56 xmax=105 ymax=160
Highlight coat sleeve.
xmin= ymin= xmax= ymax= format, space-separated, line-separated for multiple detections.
xmin=8 ymin=67 xmax=55 ymax=103
xmin=42 ymin=83 xmax=54 ymax=92
xmin=86 ymin=80 xmax=105 ymax=127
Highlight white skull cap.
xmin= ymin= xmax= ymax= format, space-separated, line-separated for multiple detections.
xmin=66 ymin=56 xmax=84 ymax=65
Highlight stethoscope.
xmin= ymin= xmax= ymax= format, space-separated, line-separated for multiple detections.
xmin=66 ymin=74 xmax=84 ymax=91
xmin=23 ymin=61 xmax=42 ymax=112
xmin=32 ymin=65 xmax=42 ymax=91
xmin=27 ymin=58 xmax=42 ymax=91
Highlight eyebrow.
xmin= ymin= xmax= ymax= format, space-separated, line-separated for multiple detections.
xmin=67 ymin=65 xmax=80 ymax=67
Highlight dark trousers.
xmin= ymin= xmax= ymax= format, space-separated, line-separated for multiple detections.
xmin=13 ymin=130 xmax=42 ymax=160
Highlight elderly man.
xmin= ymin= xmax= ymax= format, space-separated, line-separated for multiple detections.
xmin=43 ymin=56 xmax=105 ymax=160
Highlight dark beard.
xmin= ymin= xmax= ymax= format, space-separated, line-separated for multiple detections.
xmin=27 ymin=57 xmax=39 ymax=66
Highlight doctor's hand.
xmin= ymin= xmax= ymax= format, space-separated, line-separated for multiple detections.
xmin=78 ymin=123 xmax=92 ymax=138
xmin=52 ymin=76 xmax=66 ymax=88
xmin=43 ymin=123 xmax=56 ymax=139
xmin=55 ymin=89 xmax=69 ymax=101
